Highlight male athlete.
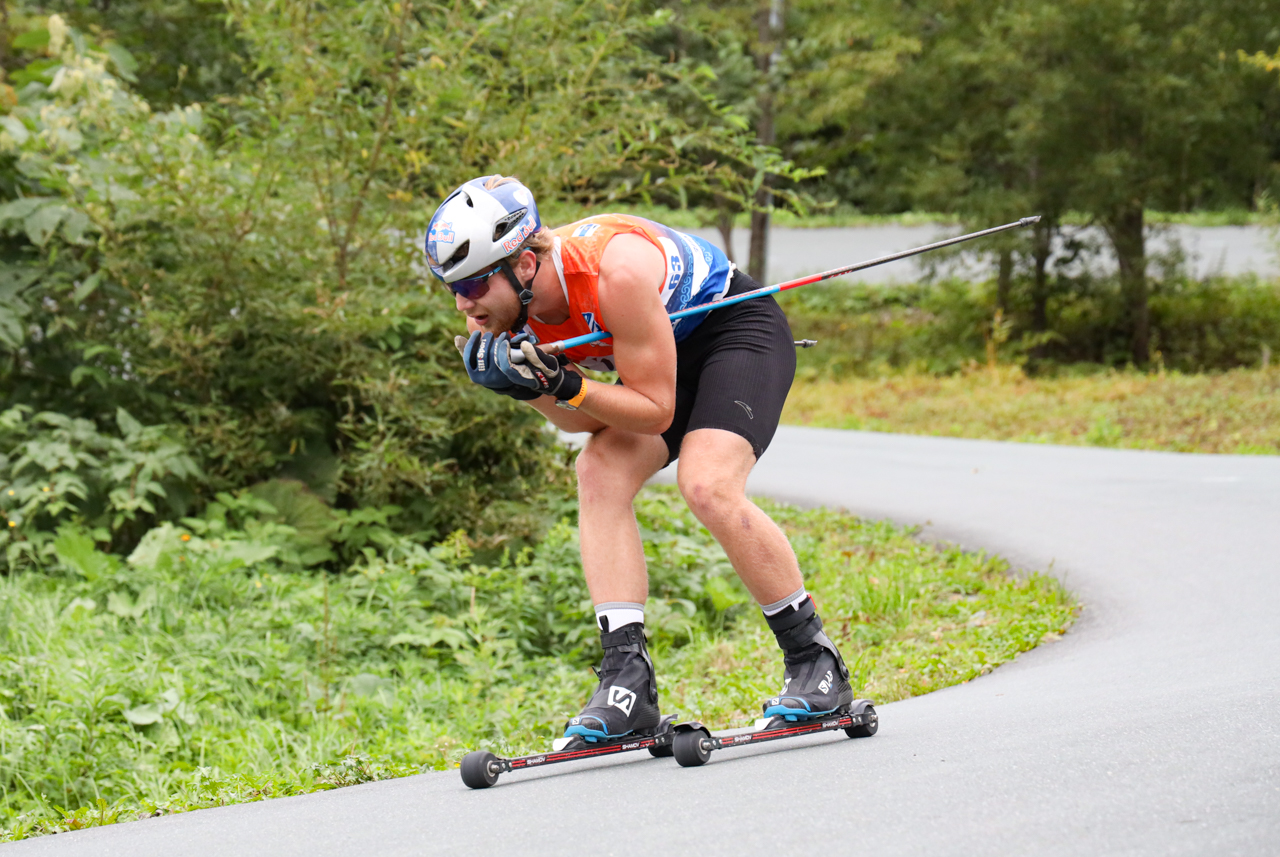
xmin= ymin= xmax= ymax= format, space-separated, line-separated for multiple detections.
xmin=427 ymin=175 xmax=853 ymax=742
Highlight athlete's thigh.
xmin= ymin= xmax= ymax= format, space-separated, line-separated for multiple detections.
xmin=679 ymin=300 xmax=796 ymax=459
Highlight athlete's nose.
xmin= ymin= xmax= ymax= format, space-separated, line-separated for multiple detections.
xmin=454 ymin=291 xmax=475 ymax=311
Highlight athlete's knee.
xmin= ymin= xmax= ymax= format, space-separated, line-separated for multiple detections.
xmin=677 ymin=470 xmax=745 ymax=528
xmin=576 ymin=431 xmax=649 ymax=504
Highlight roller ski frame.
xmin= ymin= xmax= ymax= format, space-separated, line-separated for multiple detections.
xmin=460 ymin=715 xmax=679 ymax=789
xmin=669 ymin=698 xmax=877 ymax=768
xmin=459 ymin=700 xmax=877 ymax=788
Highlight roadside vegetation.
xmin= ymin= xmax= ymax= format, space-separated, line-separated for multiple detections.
xmin=784 ymin=367 xmax=1280 ymax=454
xmin=779 ymin=273 xmax=1280 ymax=453
xmin=0 ymin=482 xmax=1074 ymax=841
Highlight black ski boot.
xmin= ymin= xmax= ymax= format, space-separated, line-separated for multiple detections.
xmin=564 ymin=623 xmax=661 ymax=742
xmin=762 ymin=597 xmax=853 ymax=721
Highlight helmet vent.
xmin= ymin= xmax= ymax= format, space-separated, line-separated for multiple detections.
xmin=493 ymin=208 xmax=528 ymax=242
xmin=442 ymin=240 xmax=469 ymax=272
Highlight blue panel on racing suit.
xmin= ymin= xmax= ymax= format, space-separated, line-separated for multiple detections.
xmin=635 ymin=218 xmax=734 ymax=343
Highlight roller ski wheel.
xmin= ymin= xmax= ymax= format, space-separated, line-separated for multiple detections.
xmin=845 ymin=701 xmax=878 ymax=738
xmin=673 ymin=729 xmax=712 ymax=768
xmin=460 ymin=751 xmax=500 ymax=789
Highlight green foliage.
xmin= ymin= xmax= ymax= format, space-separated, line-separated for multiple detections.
xmin=784 ymin=272 xmax=1280 ymax=377
xmin=0 ymin=486 xmax=1075 ymax=841
xmin=33 ymin=0 xmax=249 ymax=108
xmin=0 ymin=405 xmax=203 ymax=569
xmin=0 ymin=2 xmax=816 ymax=539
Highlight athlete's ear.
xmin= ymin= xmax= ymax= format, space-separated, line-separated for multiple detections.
xmin=516 ymin=248 xmax=538 ymax=280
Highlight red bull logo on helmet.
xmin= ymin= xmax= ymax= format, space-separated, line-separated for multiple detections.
xmin=428 ymin=220 xmax=455 ymax=245
xmin=500 ymin=217 xmax=537 ymax=254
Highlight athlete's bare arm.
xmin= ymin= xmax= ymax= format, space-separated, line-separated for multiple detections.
xmin=526 ymin=233 xmax=675 ymax=436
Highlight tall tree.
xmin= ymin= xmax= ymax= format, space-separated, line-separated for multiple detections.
xmin=856 ymin=0 xmax=1280 ymax=364
xmin=648 ymin=0 xmax=910 ymax=276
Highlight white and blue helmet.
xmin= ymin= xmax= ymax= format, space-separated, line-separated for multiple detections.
xmin=425 ymin=176 xmax=543 ymax=284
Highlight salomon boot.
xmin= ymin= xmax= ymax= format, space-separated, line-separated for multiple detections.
xmin=564 ymin=623 xmax=661 ymax=742
xmin=762 ymin=597 xmax=853 ymax=721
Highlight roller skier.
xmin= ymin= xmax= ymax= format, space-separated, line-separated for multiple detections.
xmin=426 ymin=175 xmax=854 ymax=744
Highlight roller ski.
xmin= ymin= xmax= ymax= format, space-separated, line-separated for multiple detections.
xmin=461 ymin=623 xmax=674 ymax=789
xmin=669 ymin=595 xmax=878 ymax=767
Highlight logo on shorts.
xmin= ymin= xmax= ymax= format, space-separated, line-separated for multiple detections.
xmin=735 ymin=400 xmax=754 ymax=419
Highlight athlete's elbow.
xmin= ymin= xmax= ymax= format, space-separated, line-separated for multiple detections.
xmin=643 ymin=405 xmax=675 ymax=436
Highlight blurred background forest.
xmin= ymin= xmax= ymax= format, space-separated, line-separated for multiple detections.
xmin=3 ymin=0 xmax=1279 ymax=554
xmin=0 ymin=0 xmax=1275 ymax=834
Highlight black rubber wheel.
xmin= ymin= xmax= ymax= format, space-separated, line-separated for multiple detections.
xmin=845 ymin=704 xmax=878 ymax=739
xmin=673 ymin=730 xmax=712 ymax=767
xmin=649 ymin=742 xmax=675 ymax=758
xmin=460 ymin=751 xmax=500 ymax=789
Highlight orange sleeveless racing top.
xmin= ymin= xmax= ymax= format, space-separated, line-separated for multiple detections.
xmin=525 ymin=214 xmax=733 ymax=372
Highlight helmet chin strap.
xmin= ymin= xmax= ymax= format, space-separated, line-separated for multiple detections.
xmin=500 ymin=256 xmax=540 ymax=336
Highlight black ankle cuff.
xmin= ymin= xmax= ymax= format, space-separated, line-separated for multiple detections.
xmin=601 ymin=622 xmax=646 ymax=649
xmin=765 ymin=597 xmax=815 ymax=635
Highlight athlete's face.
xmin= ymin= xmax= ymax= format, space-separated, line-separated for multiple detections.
xmin=452 ymin=250 xmax=537 ymax=333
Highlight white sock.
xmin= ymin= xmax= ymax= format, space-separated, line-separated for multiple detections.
xmin=595 ymin=602 xmax=645 ymax=633
xmin=760 ymin=587 xmax=808 ymax=616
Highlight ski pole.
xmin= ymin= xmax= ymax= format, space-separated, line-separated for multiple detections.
xmin=534 ymin=216 xmax=1041 ymax=357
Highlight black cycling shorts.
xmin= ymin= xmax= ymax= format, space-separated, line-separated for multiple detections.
xmin=659 ymin=269 xmax=795 ymax=465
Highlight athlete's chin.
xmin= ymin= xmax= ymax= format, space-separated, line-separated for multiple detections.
xmin=474 ymin=315 xmax=516 ymax=334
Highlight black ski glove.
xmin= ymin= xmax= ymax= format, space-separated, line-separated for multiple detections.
xmin=496 ymin=339 xmax=584 ymax=401
xmin=455 ymin=331 xmax=540 ymax=401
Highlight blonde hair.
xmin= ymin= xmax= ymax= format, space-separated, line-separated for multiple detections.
xmin=484 ymin=174 xmax=554 ymax=262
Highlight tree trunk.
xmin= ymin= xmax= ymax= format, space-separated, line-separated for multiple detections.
xmin=748 ymin=0 xmax=783 ymax=283
xmin=1107 ymin=206 xmax=1148 ymax=365
xmin=996 ymin=249 xmax=1013 ymax=314
xmin=716 ymin=208 xmax=735 ymax=265
xmin=1031 ymin=220 xmax=1051 ymax=333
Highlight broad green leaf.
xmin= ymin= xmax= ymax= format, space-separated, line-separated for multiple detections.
xmin=105 ymin=43 xmax=139 ymax=82
xmin=115 ymin=408 xmax=144 ymax=438
xmin=0 ymin=198 xmax=52 ymax=224
xmin=0 ymin=302 xmax=24 ymax=350
xmin=11 ymin=29 xmax=49 ymax=50
xmin=73 ymin=272 xmax=102 ymax=302
xmin=219 ymin=541 xmax=279 ymax=566
xmin=0 ymin=116 xmax=29 ymax=145
xmin=23 ymin=205 xmax=67 ymax=247
xmin=122 ymin=703 xmax=162 ymax=726
xmin=53 ymin=527 xmax=118 ymax=581
xmin=61 ymin=210 xmax=92 ymax=244
xmin=128 ymin=524 xmax=182 ymax=570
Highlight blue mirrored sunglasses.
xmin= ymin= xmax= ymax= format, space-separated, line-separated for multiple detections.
xmin=448 ymin=266 xmax=502 ymax=300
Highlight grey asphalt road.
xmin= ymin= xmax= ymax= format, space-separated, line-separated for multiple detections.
xmin=9 ymin=428 xmax=1280 ymax=856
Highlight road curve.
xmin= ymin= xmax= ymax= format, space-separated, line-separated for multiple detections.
xmin=8 ymin=428 xmax=1280 ymax=856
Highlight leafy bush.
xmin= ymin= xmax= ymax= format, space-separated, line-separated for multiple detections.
xmin=0 ymin=5 xmax=803 ymax=539
xmin=783 ymin=272 xmax=1280 ymax=377
xmin=0 ymin=405 xmax=203 ymax=570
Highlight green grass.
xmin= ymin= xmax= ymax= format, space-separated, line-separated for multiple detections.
xmin=784 ymin=366 xmax=1280 ymax=454
xmin=0 ymin=487 xmax=1076 ymax=841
